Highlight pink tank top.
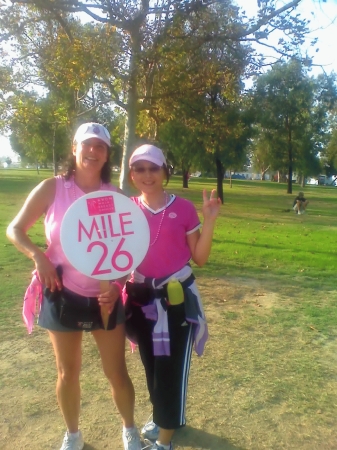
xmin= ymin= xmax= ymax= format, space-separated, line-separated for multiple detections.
xmin=44 ymin=175 xmax=118 ymax=296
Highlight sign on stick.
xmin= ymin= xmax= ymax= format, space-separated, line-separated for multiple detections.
xmin=60 ymin=190 xmax=150 ymax=280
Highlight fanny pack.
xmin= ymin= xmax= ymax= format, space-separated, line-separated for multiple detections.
xmin=125 ymin=274 xmax=195 ymax=309
xmin=46 ymin=287 xmax=101 ymax=330
xmin=45 ymin=266 xmax=102 ymax=330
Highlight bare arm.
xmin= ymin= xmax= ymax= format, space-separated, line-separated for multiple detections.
xmin=6 ymin=177 xmax=61 ymax=292
xmin=187 ymin=189 xmax=221 ymax=267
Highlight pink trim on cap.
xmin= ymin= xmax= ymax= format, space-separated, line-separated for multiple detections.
xmin=129 ymin=144 xmax=166 ymax=167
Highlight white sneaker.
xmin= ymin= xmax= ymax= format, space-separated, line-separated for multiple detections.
xmin=122 ymin=427 xmax=142 ymax=450
xmin=151 ymin=442 xmax=174 ymax=450
xmin=141 ymin=419 xmax=159 ymax=441
xmin=60 ymin=430 xmax=84 ymax=450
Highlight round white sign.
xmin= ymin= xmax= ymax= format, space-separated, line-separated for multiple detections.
xmin=60 ymin=190 xmax=150 ymax=279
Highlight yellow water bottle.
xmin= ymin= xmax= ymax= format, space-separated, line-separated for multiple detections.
xmin=167 ymin=278 xmax=185 ymax=305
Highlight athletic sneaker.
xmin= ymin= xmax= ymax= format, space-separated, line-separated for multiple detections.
xmin=122 ymin=427 xmax=142 ymax=450
xmin=141 ymin=419 xmax=160 ymax=441
xmin=60 ymin=430 xmax=84 ymax=450
xmin=150 ymin=442 xmax=174 ymax=450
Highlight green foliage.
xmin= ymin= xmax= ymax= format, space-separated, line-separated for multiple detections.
xmin=8 ymin=94 xmax=70 ymax=166
xmin=0 ymin=0 xmax=325 ymax=191
xmin=159 ymin=118 xmax=207 ymax=186
xmin=325 ymin=128 xmax=337 ymax=174
xmin=251 ymin=61 xmax=337 ymax=191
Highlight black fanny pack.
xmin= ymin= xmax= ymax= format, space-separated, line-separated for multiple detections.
xmin=46 ymin=287 xmax=101 ymax=330
xmin=125 ymin=274 xmax=195 ymax=308
xmin=45 ymin=266 xmax=102 ymax=330
xmin=125 ymin=282 xmax=159 ymax=306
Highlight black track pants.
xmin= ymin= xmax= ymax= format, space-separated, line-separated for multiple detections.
xmin=128 ymin=302 xmax=194 ymax=429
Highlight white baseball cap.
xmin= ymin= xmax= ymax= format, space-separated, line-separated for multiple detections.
xmin=73 ymin=123 xmax=111 ymax=147
xmin=129 ymin=144 xmax=167 ymax=167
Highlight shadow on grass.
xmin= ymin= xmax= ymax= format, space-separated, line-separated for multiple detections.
xmin=82 ymin=431 xmax=245 ymax=450
xmin=174 ymin=425 xmax=245 ymax=449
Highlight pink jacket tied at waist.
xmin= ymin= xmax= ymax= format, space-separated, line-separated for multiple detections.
xmin=23 ymin=271 xmax=43 ymax=334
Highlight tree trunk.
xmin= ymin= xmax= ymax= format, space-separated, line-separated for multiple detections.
xmin=261 ymin=165 xmax=270 ymax=181
xmin=52 ymin=123 xmax=57 ymax=176
xmin=287 ymin=126 xmax=293 ymax=194
xmin=119 ymin=32 xmax=140 ymax=194
xmin=182 ymin=170 xmax=189 ymax=188
xmin=216 ymin=158 xmax=224 ymax=203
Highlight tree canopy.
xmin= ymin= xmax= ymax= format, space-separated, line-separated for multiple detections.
xmin=0 ymin=0 xmax=329 ymax=190
xmin=251 ymin=61 xmax=337 ymax=192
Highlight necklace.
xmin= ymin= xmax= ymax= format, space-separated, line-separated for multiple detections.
xmin=72 ymin=178 xmax=78 ymax=201
xmin=145 ymin=191 xmax=169 ymax=247
xmin=72 ymin=176 xmax=102 ymax=200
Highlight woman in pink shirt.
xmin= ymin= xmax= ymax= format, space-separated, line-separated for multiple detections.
xmin=125 ymin=144 xmax=221 ymax=450
xmin=6 ymin=123 xmax=141 ymax=450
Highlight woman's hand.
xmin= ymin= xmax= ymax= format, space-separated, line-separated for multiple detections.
xmin=97 ymin=283 xmax=121 ymax=314
xmin=34 ymin=253 xmax=62 ymax=292
xmin=202 ymin=189 xmax=221 ymax=222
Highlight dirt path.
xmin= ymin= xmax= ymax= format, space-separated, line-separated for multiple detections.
xmin=1 ymin=277 xmax=337 ymax=449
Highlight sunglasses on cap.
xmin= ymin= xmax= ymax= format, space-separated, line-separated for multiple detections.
xmin=132 ymin=165 xmax=162 ymax=173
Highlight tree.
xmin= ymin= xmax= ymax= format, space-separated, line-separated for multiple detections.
xmin=252 ymin=63 xmax=337 ymax=192
xmin=250 ymin=131 xmax=272 ymax=180
xmin=252 ymin=60 xmax=317 ymax=193
xmin=3 ymin=0 xmax=314 ymax=191
xmin=7 ymin=92 xmax=70 ymax=169
xmin=198 ymin=84 xmax=254 ymax=201
xmin=310 ymin=73 xmax=337 ymax=178
xmin=324 ymin=127 xmax=337 ymax=175
xmin=159 ymin=119 xmax=206 ymax=188
xmin=5 ymin=156 xmax=12 ymax=166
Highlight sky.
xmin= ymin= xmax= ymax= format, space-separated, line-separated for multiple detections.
xmin=235 ymin=0 xmax=337 ymax=74
xmin=1 ymin=0 xmax=337 ymax=162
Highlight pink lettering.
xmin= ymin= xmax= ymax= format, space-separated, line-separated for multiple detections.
xmin=107 ymin=215 xmax=121 ymax=237
xmin=100 ymin=216 xmax=107 ymax=239
xmin=88 ymin=241 xmax=111 ymax=275
xmin=78 ymin=218 xmax=102 ymax=242
xmin=119 ymin=212 xmax=134 ymax=236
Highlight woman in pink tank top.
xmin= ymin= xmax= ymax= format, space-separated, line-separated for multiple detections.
xmin=6 ymin=123 xmax=142 ymax=450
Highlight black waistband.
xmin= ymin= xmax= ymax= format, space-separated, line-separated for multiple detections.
xmin=125 ymin=273 xmax=195 ymax=307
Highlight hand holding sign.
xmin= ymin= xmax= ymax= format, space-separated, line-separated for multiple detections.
xmin=60 ymin=191 xmax=150 ymax=329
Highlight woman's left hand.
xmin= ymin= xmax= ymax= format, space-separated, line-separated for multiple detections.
xmin=202 ymin=189 xmax=221 ymax=221
xmin=97 ymin=283 xmax=121 ymax=314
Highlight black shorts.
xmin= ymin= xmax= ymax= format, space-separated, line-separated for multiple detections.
xmin=38 ymin=286 xmax=125 ymax=332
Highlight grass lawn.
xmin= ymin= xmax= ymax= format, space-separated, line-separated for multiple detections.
xmin=1 ymin=168 xmax=337 ymax=449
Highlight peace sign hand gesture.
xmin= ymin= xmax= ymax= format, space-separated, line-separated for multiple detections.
xmin=202 ymin=189 xmax=221 ymax=222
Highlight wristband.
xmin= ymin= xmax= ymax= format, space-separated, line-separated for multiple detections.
xmin=111 ymin=280 xmax=124 ymax=298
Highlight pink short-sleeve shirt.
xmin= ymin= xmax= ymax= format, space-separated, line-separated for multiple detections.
xmin=131 ymin=195 xmax=201 ymax=278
